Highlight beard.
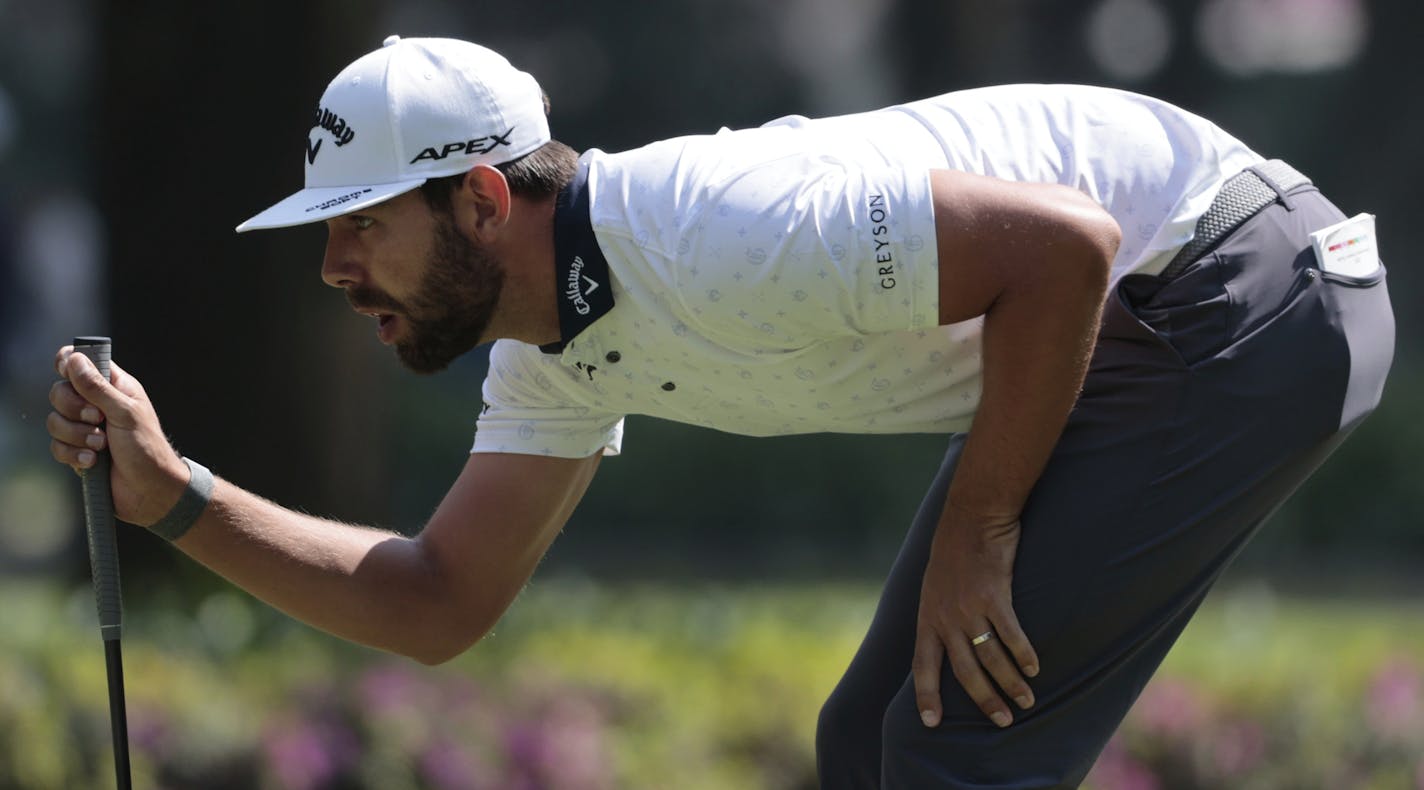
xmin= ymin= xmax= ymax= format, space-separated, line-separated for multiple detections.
xmin=348 ymin=213 xmax=505 ymax=374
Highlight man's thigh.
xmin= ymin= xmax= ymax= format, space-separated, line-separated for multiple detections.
xmin=877 ymin=188 xmax=1394 ymax=788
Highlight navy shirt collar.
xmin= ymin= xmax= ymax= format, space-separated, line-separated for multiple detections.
xmin=540 ymin=152 xmax=615 ymax=355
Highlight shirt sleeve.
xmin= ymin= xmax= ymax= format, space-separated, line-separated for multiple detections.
xmin=471 ymin=341 xmax=625 ymax=458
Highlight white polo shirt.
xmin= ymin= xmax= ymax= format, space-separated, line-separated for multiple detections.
xmin=472 ymin=84 xmax=1263 ymax=458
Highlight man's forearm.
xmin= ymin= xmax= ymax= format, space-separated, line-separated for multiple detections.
xmin=173 ymin=479 xmax=460 ymax=663
xmin=48 ymin=350 xmax=594 ymax=666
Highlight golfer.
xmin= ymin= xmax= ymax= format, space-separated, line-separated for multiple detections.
xmin=48 ymin=36 xmax=1393 ymax=788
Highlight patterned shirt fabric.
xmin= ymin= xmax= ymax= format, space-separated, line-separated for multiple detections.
xmin=472 ymin=84 xmax=1264 ymax=458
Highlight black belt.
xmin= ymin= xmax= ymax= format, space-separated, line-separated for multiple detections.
xmin=1159 ymin=159 xmax=1312 ymax=279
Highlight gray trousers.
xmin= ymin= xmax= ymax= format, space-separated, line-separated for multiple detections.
xmin=816 ymin=178 xmax=1395 ymax=788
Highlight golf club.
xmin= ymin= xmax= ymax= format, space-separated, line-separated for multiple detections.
xmin=73 ymin=336 xmax=132 ymax=790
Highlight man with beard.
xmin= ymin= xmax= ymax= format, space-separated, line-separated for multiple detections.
xmin=47 ymin=36 xmax=1393 ymax=788
xmin=344 ymin=203 xmax=506 ymax=374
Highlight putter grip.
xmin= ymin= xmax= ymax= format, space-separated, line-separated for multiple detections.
xmin=74 ymin=336 xmax=123 ymax=642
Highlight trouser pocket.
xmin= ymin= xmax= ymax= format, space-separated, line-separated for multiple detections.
xmin=1115 ymin=254 xmax=1234 ymax=367
xmin=1319 ymin=265 xmax=1394 ymax=432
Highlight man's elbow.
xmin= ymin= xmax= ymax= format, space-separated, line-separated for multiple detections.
xmin=1086 ymin=212 xmax=1121 ymax=284
xmin=1001 ymin=183 xmax=1119 ymax=300
xmin=400 ymin=532 xmax=516 ymax=666
xmin=399 ymin=568 xmax=506 ymax=665
xmin=406 ymin=613 xmax=497 ymax=666
xmin=1056 ymin=188 xmax=1120 ymax=289
xmin=409 ymin=640 xmax=473 ymax=667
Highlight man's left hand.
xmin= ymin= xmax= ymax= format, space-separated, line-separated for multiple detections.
xmin=912 ymin=509 xmax=1039 ymax=728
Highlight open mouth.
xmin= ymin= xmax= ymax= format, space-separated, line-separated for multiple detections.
xmin=357 ymin=309 xmax=399 ymax=344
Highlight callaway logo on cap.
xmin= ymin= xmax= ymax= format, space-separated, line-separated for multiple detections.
xmin=236 ymin=35 xmax=550 ymax=232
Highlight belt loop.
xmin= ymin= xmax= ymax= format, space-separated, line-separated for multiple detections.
xmin=1247 ymin=159 xmax=1298 ymax=211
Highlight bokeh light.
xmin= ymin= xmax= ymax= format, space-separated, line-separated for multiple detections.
xmin=1198 ymin=0 xmax=1368 ymax=76
xmin=1086 ymin=0 xmax=1174 ymax=83
xmin=0 ymin=467 xmax=75 ymax=566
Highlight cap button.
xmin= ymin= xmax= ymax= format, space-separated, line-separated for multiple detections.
xmin=382 ymin=35 xmax=402 ymax=47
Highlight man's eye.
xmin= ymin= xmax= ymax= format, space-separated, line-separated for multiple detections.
xmin=352 ymin=216 xmax=375 ymax=230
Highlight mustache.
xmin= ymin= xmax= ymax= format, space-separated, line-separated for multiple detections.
xmin=346 ymin=286 xmax=406 ymax=315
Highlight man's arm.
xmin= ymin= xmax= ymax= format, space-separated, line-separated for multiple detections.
xmin=913 ymin=169 xmax=1121 ymax=727
xmin=48 ymin=349 xmax=599 ymax=665
xmin=177 ymin=450 xmax=600 ymax=664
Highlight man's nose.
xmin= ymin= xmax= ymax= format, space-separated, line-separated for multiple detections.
xmin=321 ymin=231 xmax=364 ymax=288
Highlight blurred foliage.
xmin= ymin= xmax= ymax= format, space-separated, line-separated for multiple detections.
xmin=2 ymin=580 xmax=1420 ymax=789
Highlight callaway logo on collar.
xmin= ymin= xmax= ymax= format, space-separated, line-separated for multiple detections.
xmin=541 ymin=153 xmax=614 ymax=354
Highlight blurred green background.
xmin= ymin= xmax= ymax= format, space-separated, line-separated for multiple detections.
xmin=0 ymin=0 xmax=1419 ymax=788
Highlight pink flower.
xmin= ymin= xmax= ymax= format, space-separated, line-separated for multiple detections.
xmin=1087 ymin=736 xmax=1162 ymax=790
xmin=261 ymin=715 xmax=359 ymax=790
xmin=127 ymin=704 xmax=171 ymax=758
xmin=1129 ymin=678 xmax=1209 ymax=739
xmin=1365 ymin=658 xmax=1422 ymax=739
xmin=1210 ymin=719 xmax=1266 ymax=778
xmin=498 ymin=695 xmax=615 ymax=789
xmin=420 ymin=736 xmax=495 ymax=790
xmin=357 ymin=663 xmax=436 ymax=716
xmin=537 ymin=696 xmax=614 ymax=789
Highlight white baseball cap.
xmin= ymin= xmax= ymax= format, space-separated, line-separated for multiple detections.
xmin=236 ymin=35 xmax=550 ymax=232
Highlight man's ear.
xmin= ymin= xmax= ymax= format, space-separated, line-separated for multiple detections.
xmin=452 ymin=164 xmax=512 ymax=243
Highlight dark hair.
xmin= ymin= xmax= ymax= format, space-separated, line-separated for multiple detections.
xmin=418 ymin=139 xmax=580 ymax=213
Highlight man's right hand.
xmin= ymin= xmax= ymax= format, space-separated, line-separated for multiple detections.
xmin=46 ymin=345 xmax=607 ymax=664
xmin=47 ymin=345 xmax=190 ymax=527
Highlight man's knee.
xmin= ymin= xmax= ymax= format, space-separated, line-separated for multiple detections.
xmin=878 ymin=688 xmax=1086 ymax=790
xmin=816 ymin=687 xmax=881 ymax=789
xmin=814 ymin=692 xmax=847 ymax=755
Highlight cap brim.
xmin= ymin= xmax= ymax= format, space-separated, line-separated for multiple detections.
xmin=235 ymin=179 xmax=428 ymax=232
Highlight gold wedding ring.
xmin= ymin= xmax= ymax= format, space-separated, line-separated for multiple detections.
xmin=971 ymin=630 xmax=996 ymax=647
